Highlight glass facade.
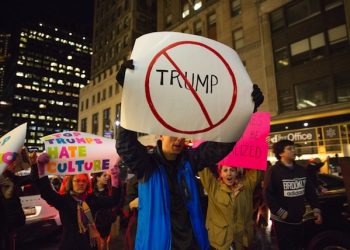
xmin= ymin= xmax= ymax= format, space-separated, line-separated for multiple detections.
xmin=7 ymin=23 xmax=91 ymax=150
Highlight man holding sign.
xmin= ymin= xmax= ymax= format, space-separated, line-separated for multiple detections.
xmin=116 ymin=32 xmax=264 ymax=250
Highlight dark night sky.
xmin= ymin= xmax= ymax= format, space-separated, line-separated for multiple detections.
xmin=0 ymin=0 xmax=94 ymax=38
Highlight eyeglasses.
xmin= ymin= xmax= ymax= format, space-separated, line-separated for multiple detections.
xmin=73 ymin=179 xmax=88 ymax=184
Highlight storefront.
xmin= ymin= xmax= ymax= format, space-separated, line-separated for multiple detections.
xmin=268 ymin=123 xmax=350 ymax=172
xmin=268 ymin=122 xmax=350 ymax=172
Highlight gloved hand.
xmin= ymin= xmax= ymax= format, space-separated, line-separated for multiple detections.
xmin=116 ymin=59 xmax=134 ymax=87
xmin=252 ymin=84 xmax=264 ymax=112
xmin=110 ymin=164 xmax=120 ymax=187
xmin=37 ymin=152 xmax=50 ymax=176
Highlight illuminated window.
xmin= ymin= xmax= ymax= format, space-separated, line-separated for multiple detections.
xmin=328 ymin=24 xmax=348 ymax=52
xmin=39 ymin=103 xmax=46 ymax=108
xmin=295 ymin=77 xmax=333 ymax=110
xmin=233 ymin=29 xmax=244 ymax=50
xmin=274 ymin=47 xmax=289 ymax=71
xmin=231 ymin=0 xmax=241 ymax=17
xmin=182 ymin=3 xmax=190 ymax=18
xmin=194 ymin=0 xmax=202 ymax=10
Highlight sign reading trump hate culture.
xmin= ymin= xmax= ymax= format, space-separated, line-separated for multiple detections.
xmin=40 ymin=131 xmax=119 ymax=176
xmin=218 ymin=112 xmax=270 ymax=170
xmin=0 ymin=123 xmax=27 ymax=174
xmin=121 ymin=32 xmax=255 ymax=142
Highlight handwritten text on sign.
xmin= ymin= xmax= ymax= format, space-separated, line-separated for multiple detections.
xmin=40 ymin=132 xmax=118 ymax=176
xmin=218 ymin=112 xmax=270 ymax=170
xmin=0 ymin=123 xmax=27 ymax=174
xmin=121 ymin=32 xmax=255 ymax=142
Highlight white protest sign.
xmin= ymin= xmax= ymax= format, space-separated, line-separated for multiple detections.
xmin=0 ymin=123 xmax=27 ymax=174
xmin=40 ymin=131 xmax=119 ymax=176
xmin=122 ymin=32 xmax=254 ymax=142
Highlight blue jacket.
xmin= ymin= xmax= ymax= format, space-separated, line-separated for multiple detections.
xmin=117 ymin=127 xmax=234 ymax=250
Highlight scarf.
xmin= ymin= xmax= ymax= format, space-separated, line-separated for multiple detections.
xmin=72 ymin=193 xmax=100 ymax=247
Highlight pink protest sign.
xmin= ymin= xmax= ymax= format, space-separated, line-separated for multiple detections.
xmin=218 ymin=112 xmax=270 ymax=170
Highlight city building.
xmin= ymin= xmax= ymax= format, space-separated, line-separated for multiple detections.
xmin=158 ymin=0 xmax=350 ymax=160
xmin=78 ymin=0 xmax=157 ymax=139
xmin=0 ymin=33 xmax=11 ymax=134
xmin=0 ymin=33 xmax=11 ymax=98
xmin=3 ymin=22 xmax=91 ymax=150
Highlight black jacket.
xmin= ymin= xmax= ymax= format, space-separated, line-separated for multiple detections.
xmin=264 ymin=161 xmax=320 ymax=223
xmin=36 ymin=176 xmax=121 ymax=250
xmin=116 ymin=127 xmax=234 ymax=250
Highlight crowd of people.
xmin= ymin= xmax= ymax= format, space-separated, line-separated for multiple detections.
xmin=0 ymin=61 xmax=326 ymax=250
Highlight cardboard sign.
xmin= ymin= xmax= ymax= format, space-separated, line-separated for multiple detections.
xmin=121 ymin=32 xmax=254 ymax=142
xmin=40 ymin=131 xmax=119 ymax=176
xmin=218 ymin=112 xmax=270 ymax=170
xmin=0 ymin=123 xmax=27 ymax=174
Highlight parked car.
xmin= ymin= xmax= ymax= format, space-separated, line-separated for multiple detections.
xmin=16 ymin=176 xmax=62 ymax=244
xmin=303 ymin=173 xmax=350 ymax=250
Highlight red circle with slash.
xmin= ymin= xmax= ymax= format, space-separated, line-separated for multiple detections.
xmin=145 ymin=41 xmax=237 ymax=134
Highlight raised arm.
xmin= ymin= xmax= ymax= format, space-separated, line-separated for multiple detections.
xmin=116 ymin=126 xmax=155 ymax=180
xmin=188 ymin=141 xmax=235 ymax=173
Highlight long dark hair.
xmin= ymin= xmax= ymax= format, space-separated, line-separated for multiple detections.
xmin=91 ymin=172 xmax=111 ymax=196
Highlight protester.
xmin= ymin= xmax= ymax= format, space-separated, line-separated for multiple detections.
xmin=91 ymin=171 xmax=118 ymax=250
xmin=0 ymin=174 xmax=26 ymax=250
xmin=116 ymin=59 xmax=264 ymax=250
xmin=34 ymin=153 xmax=121 ymax=250
xmin=0 ymin=147 xmax=35 ymax=250
xmin=264 ymin=140 xmax=322 ymax=250
xmin=198 ymin=166 xmax=262 ymax=250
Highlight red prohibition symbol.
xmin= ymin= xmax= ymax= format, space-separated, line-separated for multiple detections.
xmin=145 ymin=41 xmax=237 ymax=134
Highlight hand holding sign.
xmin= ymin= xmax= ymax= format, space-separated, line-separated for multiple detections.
xmin=121 ymin=32 xmax=256 ymax=142
xmin=218 ymin=112 xmax=270 ymax=170
xmin=0 ymin=123 xmax=27 ymax=175
xmin=116 ymin=59 xmax=135 ymax=87
xmin=252 ymin=84 xmax=264 ymax=113
xmin=37 ymin=152 xmax=50 ymax=176
xmin=40 ymin=131 xmax=119 ymax=176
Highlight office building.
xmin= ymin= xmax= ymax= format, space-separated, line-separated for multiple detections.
xmin=0 ymin=33 xmax=11 ymax=134
xmin=158 ymin=0 xmax=350 ymax=158
xmin=78 ymin=0 xmax=157 ymax=139
xmin=4 ymin=23 xmax=91 ymax=149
